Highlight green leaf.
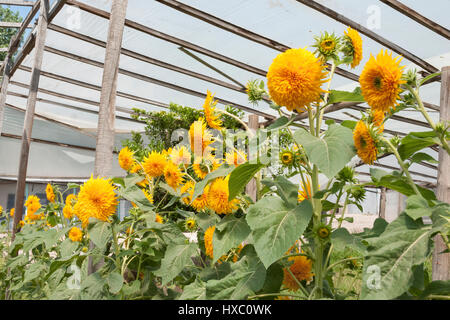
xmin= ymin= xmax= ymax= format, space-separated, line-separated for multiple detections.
xmin=341 ymin=120 xmax=357 ymax=130
xmin=261 ymin=175 xmax=298 ymax=207
xmin=228 ymin=162 xmax=265 ymax=201
xmin=24 ymin=262 xmax=46 ymax=283
xmin=205 ymin=247 xmax=266 ymax=299
xmin=87 ymin=220 xmax=111 ymax=251
xmin=419 ymin=72 xmax=441 ymax=86
xmin=405 ymin=195 xmax=433 ymax=220
xmin=398 ymin=132 xmax=439 ymax=160
xmin=60 ymin=238 xmax=79 ymax=258
xmin=195 ymin=210 xmax=220 ymax=232
xmin=213 ymin=215 xmax=251 ymax=263
xmin=265 ymin=116 xmax=290 ymax=130
xmin=331 ymin=228 xmax=366 ymax=253
xmin=419 ymin=280 xmax=450 ymax=299
xmin=410 ymin=152 xmax=438 ymax=165
xmin=155 ymin=243 xmax=198 ymax=286
xmin=118 ymin=184 xmax=153 ymax=210
xmin=361 ymin=213 xmax=433 ymax=300
xmin=293 ymin=124 xmax=356 ymax=178
xmin=260 ymin=262 xmax=284 ymax=296
xmin=179 ymin=278 xmax=206 ymax=300
xmin=327 ymin=88 xmax=365 ymax=105
xmin=246 ymin=196 xmax=313 ymax=268
xmin=192 ymin=164 xmax=234 ymax=201
xmin=80 ymin=272 xmax=106 ymax=299
xmin=107 ymin=272 xmax=124 ymax=294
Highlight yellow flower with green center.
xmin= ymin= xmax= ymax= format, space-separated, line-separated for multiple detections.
xmin=280 ymin=150 xmax=294 ymax=166
xmin=359 ymin=50 xmax=405 ymax=112
xmin=267 ymin=48 xmax=329 ymax=113
xmin=343 ymin=26 xmax=363 ymax=68
xmin=185 ymin=217 xmax=197 ymax=231
xmin=353 ymin=120 xmax=378 ymax=165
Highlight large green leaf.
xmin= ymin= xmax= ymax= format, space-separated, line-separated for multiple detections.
xmin=261 ymin=175 xmax=298 ymax=207
xmin=179 ymin=278 xmax=207 ymax=300
xmin=205 ymin=247 xmax=266 ymax=299
xmin=107 ymin=272 xmax=124 ymax=294
xmin=246 ymin=196 xmax=313 ymax=268
xmin=87 ymin=220 xmax=111 ymax=251
xmin=228 ymin=162 xmax=265 ymax=201
xmin=212 ymin=215 xmax=251 ymax=263
xmin=398 ymin=132 xmax=439 ymax=160
xmin=293 ymin=124 xmax=356 ymax=178
xmin=405 ymin=195 xmax=433 ymax=220
xmin=24 ymin=262 xmax=47 ymax=283
xmin=155 ymin=243 xmax=198 ymax=286
xmin=327 ymin=88 xmax=365 ymax=105
xmin=192 ymin=164 xmax=235 ymax=201
xmin=361 ymin=213 xmax=433 ymax=300
xmin=331 ymin=228 xmax=366 ymax=253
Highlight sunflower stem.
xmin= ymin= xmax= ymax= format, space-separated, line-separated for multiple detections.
xmin=286 ymin=266 xmax=310 ymax=297
xmin=316 ymin=61 xmax=336 ymax=137
xmin=217 ymin=109 xmax=253 ymax=137
xmin=381 ymin=137 xmax=421 ymax=197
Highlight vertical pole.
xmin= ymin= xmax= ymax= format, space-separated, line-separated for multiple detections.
xmin=432 ymin=66 xmax=450 ymax=281
xmin=245 ymin=115 xmax=259 ymax=202
xmin=379 ymin=187 xmax=386 ymax=219
xmin=93 ymin=0 xmax=128 ymax=178
xmin=0 ymin=53 xmax=12 ymax=135
xmin=89 ymin=0 xmax=128 ymax=275
xmin=12 ymin=0 xmax=49 ymax=240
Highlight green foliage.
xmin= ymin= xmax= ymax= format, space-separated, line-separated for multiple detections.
xmin=0 ymin=6 xmax=23 ymax=61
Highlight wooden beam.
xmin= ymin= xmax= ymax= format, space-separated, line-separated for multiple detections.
xmin=0 ymin=0 xmax=35 ymax=6
xmin=8 ymin=0 xmax=41 ymax=56
xmin=246 ymin=115 xmax=259 ymax=202
xmin=295 ymin=0 xmax=439 ymax=75
xmin=0 ymin=52 xmax=13 ymax=134
xmin=155 ymin=0 xmax=359 ymax=83
xmin=0 ymin=22 xmax=32 ymax=28
xmin=12 ymin=0 xmax=49 ymax=239
xmin=432 ymin=66 xmax=450 ymax=281
xmin=379 ymin=0 xmax=450 ymax=40
xmin=379 ymin=187 xmax=386 ymax=219
xmin=93 ymin=0 xmax=128 ymax=178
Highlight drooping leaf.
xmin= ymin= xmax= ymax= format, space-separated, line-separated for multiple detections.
xmin=107 ymin=272 xmax=124 ymax=294
xmin=228 ymin=162 xmax=265 ymax=201
xmin=398 ymin=132 xmax=439 ymax=160
xmin=261 ymin=175 xmax=298 ymax=207
xmin=179 ymin=278 xmax=207 ymax=300
xmin=246 ymin=196 xmax=313 ymax=268
xmin=293 ymin=124 xmax=356 ymax=179
xmin=361 ymin=213 xmax=433 ymax=300
xmin=327 ymin=88 xmax=365 ymax=105
xmin=87 ymin=220 xmax=111 ymax=251
xmin=405 ymin=195 xmax=433 ymax=220
xmin=213 ymin=215 xmax=251 ymax=263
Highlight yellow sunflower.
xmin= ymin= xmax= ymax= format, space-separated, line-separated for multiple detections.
xmin=343 ymin=27 xmax=363 ymax=68
xmin=193 ymin=153 xmax=221 ymax=180
xmin=0 ymin=205 xmax=3 ymax=216
xmin=24 ymin=195 xmax=41 ymax=216
xmin=129 ymin=162 xmax=141 ymax=174
xmin=225 ymin=149 xmax=247 ymax=166
xmin=371 ymin=109 xmax=385 ymax=133
xmin=170 ymin=145 xmax=191 ymax=167
xmin=73 ymin=176 xmax=118 ymax=228
xmin=66 ymin=193 xmax=77 ymax=206
xmin=282 ymin=255 xmax=313 ymax=291
xmin=142 ymin=151 xmax=167 ymax=178
xmin=204 ymin=225 xmax=215 ymax=259
xmin=359 ymin=50 xmax=405 ymax=112
xmin=207 ymin=176 xmax=240 ymax=215
xmin=142 ymin=189 xmax=154 ymax=204
xmin=203 ymin=90 xmax=223 ymax=130
xmin=180 ymin=181 xmax=209 ymax=211
xmin=63 ymin=205 xmax=74 ymax=220
xmin=118 ymin=147 xmax=136 ymax=171
xmin=68 ymin=227 xmax=83 ymax=242
xmin=155 ymin=214 xmax=163 ymax=224
xmin=189 ymin=118 xmax=214 ymax=157
xmin=9 ymin=208 xmax=15 ymax=218
xmin=353 ymin=120 xmax=378 ymax=165
xmin=45 ymin=184 xmax=55 ymax=203
xmin=280 ymin=150 xmax=294 ymax=166
xmin=164 ymin=161 xmax=184 ymax=190
xmin=298 ymin=177 xmax=312 ymax=202
xmin=267 ymin=48 xmax=329 ymax=113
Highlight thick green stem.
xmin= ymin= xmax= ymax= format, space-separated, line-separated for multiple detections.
xmin=382 ymin=137 xmax=421 ymax=196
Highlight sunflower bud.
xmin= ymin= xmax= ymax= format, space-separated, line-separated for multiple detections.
xmin=184 ymin=217 xmax=197 ymax=231
xmin=348 ymin=185 xmax=366 ymax=203
xmin=337 ymin=166 xmax=356 ymax=183
xmin=402 ymin=68 xmax=418 ymax=88
xmin=280 ymin=150 xmax=295 ymax=167
xmin=313 ymin=31 xmax=341 ymax=62
xmin=246 ymin=79 xmax=266 ymax=105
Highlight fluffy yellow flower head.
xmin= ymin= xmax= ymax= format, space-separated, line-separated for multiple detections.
xmin=155 ymin=214 xmax=163 ymax=224
xmin=204 ymin=225 xmax=215 ymax=259
xmin=164 ymin=161 xmax=185 ymax=190
xmin=343 ymin=27 xmax=363 ymax=68
xmin=207 ymin=176 xmax=239 ymax=215
xmin=170 ymin=145 xmax=191 ymax=167
xmin=66 ymin=193 xmax=77 ymax=206
xmin=225 ymin=149 xmax=247 ymax=166
xmin=63 ymin=205 xmax=74 ymax=220
xmin=353 ymin=120 xmax=378 ymax=165
xmin=25 ymin=195 xmax=41 ymax=216
xmin=267 ymin=48 xmax=329 ymax=113
xmin=10 ymin=208 xmax=15 ymax=218
xmin=142 ymin=151 xmax=167 ymax=178
xmin=0 ymin=205 xmax=3 ymax=216
xmin=189 ymin=118 xmax=213 ymax=157
xmin=73 ymin=176 xmax=118 ymax=228
xmin=359 ymin=50 xmax=405 ymax=112
xmin=203 ymin=90 xmax=223 ymax=130
xmin=69 ymin=227 xmax=83 ymax=242
xmin=282 ymin=255 xmax=313 ymax=291
xmin=118 ymin=147 xmax=136 ymax=171
xmin=298 ymin=177 xmax=312 ymax=202
xmin=46 ymin=184 xmax=56 ymax=203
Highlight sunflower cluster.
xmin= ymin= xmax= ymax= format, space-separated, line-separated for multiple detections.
xmin=24 ymin=195 xmax=44 ymax=222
